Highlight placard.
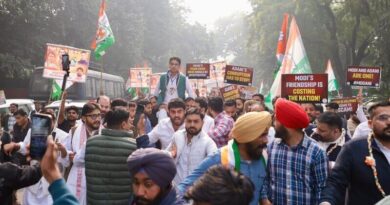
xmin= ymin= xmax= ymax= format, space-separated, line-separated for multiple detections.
xmin=186 ymin=63 xmax=210 ymax=79
xmin=331 ymin=97 xmax=358 ymax=115
xmin=237 ymin=85 xmax=258 ymax=100
xmin=128 ymin=68 xmax=152 ymax=88
xmin=43 ymin=43 xmax=90 ymax=83
xmin=346 ymin=66 xmax=381 ymax=87
xmin=0 ymin=90 xmax=6 ymax=105
xmin=220 ymin=85 xmax=240 ymax=101
xmin=281 ymin=74 xmax=328 ymax=103
xmin=224 ymin=65 xmax=253 ymax=86
xmin=150 ymin=74 xmax=161 ymax=93
xmin=205 ymin=61 xmax=226 ymax=89
xmin=190 ymin=79 xmax=208 ymax=97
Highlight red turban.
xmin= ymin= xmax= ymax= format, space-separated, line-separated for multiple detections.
xmin=275 ymin=98 xmax=309 ymax=129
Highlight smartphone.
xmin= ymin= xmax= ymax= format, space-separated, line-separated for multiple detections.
xmin=133 ymin=104 xmax=145 ymax=129
xmin=30 ymin=114 xmax=52 ymax=160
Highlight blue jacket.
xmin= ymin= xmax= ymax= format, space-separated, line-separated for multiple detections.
xmin=49 ymin=179 xmax=79 ymax=205
xmin=320 ymin=137 xmax=390 ymax=205
xmin=177 ymin=149 xmax=267 ymax=205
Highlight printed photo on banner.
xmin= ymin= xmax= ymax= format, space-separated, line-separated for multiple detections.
xmin=220 ymin=85 xmax=240 ymax=101
xmin=205 ymin=61 xmax=226 ymax=89
xmin=126 ymin=67 xmax=152 ymax=100
xmin=43 ymin=43 xmax=90 ymax=83
xmin=150 ymin=74 xmax=161 ymax=93
xmin=237 ymin=85 xmax=258 ymax=99
xmin=0 ymin=90 xmax=6 ymax=105
xmin=331 ymin=97 xmax=358 ymax=116
xmin=224 ymin=65 xmax=254 ymax=86
xmin=190 ymin=79 xmax=208 ymax=97
xmin=346 ymin=66 xmax=381 ymax=88
xmin=186 ymin=63 xmax=210 ymax=79
xmin=281 ymin=74 xmax=328 ymax=103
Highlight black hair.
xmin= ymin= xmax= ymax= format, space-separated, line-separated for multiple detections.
xmin=137 ymin=99 xmax=151 ymax=107
xmin=10 ymin=103 xmax=18 ymax=108
xmin=14 ymin=109 xmax=27 ymax=117
xmin=149 ymin=96 xmax=157 ymax=101
xmin=326 ymin=102 xmax=339 ymax=110
xmin=315 ymin=104 xmax=324 ymax=113
xmin=317 ymin=112 xmax=343 ymax=130
xmin=208 ymin=97 xmax=224 ymax=113
xmin=235 ymin=98 xmax=245 ymax=104
xmin=128 ymin=101 xmax=137 ymax=108
xmin=195 ymin=97 xmax=208 ymax=110
xmin=185 ymin=107 xmax=204 ymax=120
xmin=169 ymin=57 xmax=181 ymax=65
xmin=185 ymin=97 xmax=195 ymax=103
xmin=168 ymin=98 xmax=186 ymax=110
xmin=252 ymin=94 xmax=264 ymax=101
xmin=65 ymin=106 xmax=79 ymax=114
xmin=224 ymin=99 xmax=236 ymax=107
xmin=368 ymin=101 xmax=390 ymax=118
xmin=105 ymin=109 xmax=130 ymax=129
xmin=111 ymin=98 xmax=128 ymax=108
xmin=185 ymin=165 xmax=254 ymax=205
xmin=81 ymin=103 xmax=100 ymax=116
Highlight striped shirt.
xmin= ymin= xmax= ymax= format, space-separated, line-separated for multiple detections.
xmin=262 ymin=135 xmax=328 ymax=205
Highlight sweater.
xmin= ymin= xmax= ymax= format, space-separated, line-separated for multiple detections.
xmin=85 ymin=128 xmax=137 ymax=205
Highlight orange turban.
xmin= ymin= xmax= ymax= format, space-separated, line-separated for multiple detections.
xmin=275 ymin=98 xmax=309 ymax=129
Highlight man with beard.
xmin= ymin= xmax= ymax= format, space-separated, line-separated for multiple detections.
xmin=178 ymin=111 xmax=271 ymax=205
xmin=127 ymin=148 xmax=178 ymax=205
xmin=223 ymin=99 xmax=237 ymax=119
xmin=302 ymin=103 xmax=318 ymax=136
xmin=58 ymin=106 xmax=79 ymax=133
xmin=194 ymin=97 xmax=214 ymax=133
xmin=320 ymin=101 xmax=390 ymax=205
xmin=97 ymin=95 xmax=110 ymax=121
xmin=261 ymin=98 xmax=328 ymax=205
xmin=136 ymin=98 xmax=185 ymax=149
xmin=312 ymin=112 xmax=351 ymax=167
xmin=235 ymin=98 xmax=245 ymax=118
xmin=64 ymin=103 xmax=102 ymax=205
xmin=148 ymin=96 xmax=159 ymax=128
xmin=166 ymin=107 xmax=217 ymax=185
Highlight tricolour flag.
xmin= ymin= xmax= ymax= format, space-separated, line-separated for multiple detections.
xmin=275 ymin=13 xmax=289 ymax=73
xmin=265 ymin=16 xmax=312 ymax=109
xmin=325 ymin=59 xmax=339 ymax=92
xmin=259 ymin=80 xmax=264 ymax=95
xmin=91 ymin=0 xmax=115 ymax=60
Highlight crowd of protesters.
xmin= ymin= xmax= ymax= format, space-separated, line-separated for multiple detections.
xmin=0 ymin=57 xmax=389 ymax=205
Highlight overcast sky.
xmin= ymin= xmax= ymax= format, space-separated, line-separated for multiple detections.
xmin=182 ymin=0 xmax=252 ymax=30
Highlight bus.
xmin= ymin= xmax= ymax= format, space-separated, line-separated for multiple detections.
xmin=29 ymin=67 xmax=125 ymax=101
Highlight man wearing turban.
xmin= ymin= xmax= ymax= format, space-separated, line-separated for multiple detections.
xmin=127 ymin=148 xmax=178 ymax=205
xmin=178 ymin=111 xmax=272 ymax=205
xmin=260 ymin=98 xmax=328 ymax=205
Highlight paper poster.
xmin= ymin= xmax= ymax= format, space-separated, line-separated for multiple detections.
xmin=331 ymin=97 xmax=358 ymax=115
xmin=237 ymin=85 xmax=258 ymax=99
xmin=43 ymin=43 xmax=90 ymax=83
xmin=186 ymin=63 xmax=210 ymax=79
xmin=281 ymin=74 xmax=328 ymax=103
xmin=220 ymin=85 xmax=240 ymax=101
xmin=346 ymin=66 xmax=381 ymax=88
xmin=190 ymin=79 xmax=208 ymax=97
xmin=224 ymin=65 xmax=254 ymax=86
xmin=205 ymin=61 xmax=226 ymax=90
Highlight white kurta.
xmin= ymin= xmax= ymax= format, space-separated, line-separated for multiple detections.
xmin=64 ymin=124 xmax=88 ymax=205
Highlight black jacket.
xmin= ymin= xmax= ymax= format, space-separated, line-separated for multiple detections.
xmin=0 ymin=162 xmax=42 ymax=205
xmin=320 ymin=137 xmax=390 ymax=205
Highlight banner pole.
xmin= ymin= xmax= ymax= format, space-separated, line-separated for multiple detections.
xmin=100 ymin=57 xmax=104 ymax=95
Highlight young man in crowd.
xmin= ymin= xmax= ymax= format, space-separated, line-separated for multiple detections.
xmin=178 ymin=111 xmax=272 ymax=205
xmin=8 ymin=109 xmax=30 ymax=165
xmin=127 ymin=148 xmax=178 ymax=205
xmin=153 ymin=57 xmax=195 ymax=105
xmin=262 ymin=98 xmax=328 ymax=205
xmin=312 ymin=112 xmax=351 ymax=167
xmin=207 ymin=97 xmax=234 ymax=148
xmin=96 ymin=95 xmax=110 ymax=120
xmin=85 ymin=109 xmax=137 ymax=204
xmin=223 ymin=99 xmax=237 ymax=119
xmin=166 ymin=107 xmax=217 ymax=185
xmin=194 ymin=97 xmax=214 ymax=133
xmin=235 ymin=98 xmax=245 ymax=118
xmin=184 ymin=165 xmax=255 ymax=205
xmin=58 ymin=106 xmax=79 ymax=133
xmin=148 ymin=96 xmax=159 ymax=127
xmin=252 ymin=94 xmax=264 ymax=103
xmin=64 ymin=103 xmax=102 ymax=205
xmin=320 ymin=101 xmax=390 ymax=205
xmin=136 ymin=98 xmax=185 ymax=149
xmin=185 ymin=97 xmax=196 ymax=110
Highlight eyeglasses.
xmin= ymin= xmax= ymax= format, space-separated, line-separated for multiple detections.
xmin=85 ymin=114 xmax=101 ymax=120
xmin=377 ymin=114 xmax=390 ymax=122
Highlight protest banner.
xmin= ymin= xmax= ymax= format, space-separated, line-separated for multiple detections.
xmin=0 ymin=90 xmax=6 ymax=105
xmin=331 ymin=97 xmax=358 ymax=116
xmin=186 ymin=63 xmax=210 ymax=79
xmin=205 ymin=61 xmax=226 ymax=89
xmin=126 ymin=67 xmax=152 ymax=100
xmin=190 ymin=79 xmax=208 ymax=97
xmin=346 ymin=66 xmax=381 ymax=88
xmin=281 ymin=74 xmax=328 ymax=103
xmin=43 ymin=43 xmax=90 ymax=83
xmin=150 ymin=74 xmax=161 ymax=93
xmin=237 ymin=85 xmax=258 ymax=100
xmin=224 ymin=65 xmax=253 ymax=86
xmin=220 ymin=85 xmax=240 ymax=101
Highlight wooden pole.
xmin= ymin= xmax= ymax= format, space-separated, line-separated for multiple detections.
xmin=100 ymin=57 xmax=104 ymax=95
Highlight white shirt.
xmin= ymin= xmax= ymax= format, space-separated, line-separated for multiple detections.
xmin=166 ymin=130 xmax=217 ymax=185
xmin=147 ymin=117 xmax=185 ymax=149
xmin=356 ymin=104 xmax=368 ymax=123
xmin=153 ymin=72 xmax=195 ymax=104
xmin=352 ymin=121 xmax=371 ymax=138
xmin=18 ymin=128 xmax=68 ymax=155
xmin=202 ymin=114 xmax=214 ymax=133
xmin=375 ymin=139 xmax=390 ymax=166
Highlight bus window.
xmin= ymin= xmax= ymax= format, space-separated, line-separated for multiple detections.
xmin=86 ymin=78 xmax=94 ymax=98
